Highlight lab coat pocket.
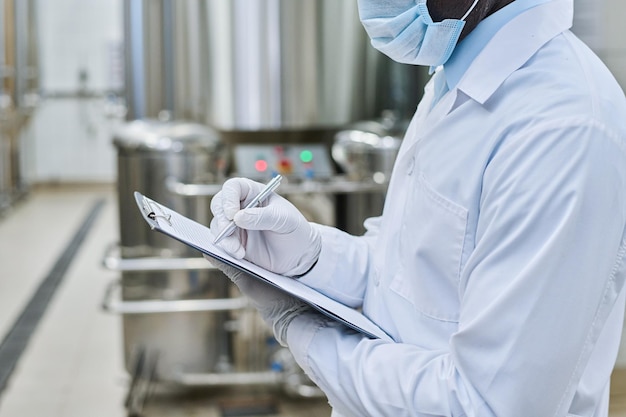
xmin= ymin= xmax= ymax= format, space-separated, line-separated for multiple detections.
xmin=391 ymin=174 xmax=468 ymax=322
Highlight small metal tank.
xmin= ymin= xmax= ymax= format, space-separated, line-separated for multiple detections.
xmin=113 ymin=119 xmax=227 ymax=253
xmin=111 ymin=119 xmax=232 ymax=380
xmin=332 ymin=113 xmax=406 ymax=235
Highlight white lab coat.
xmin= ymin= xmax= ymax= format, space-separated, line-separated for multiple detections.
xmin=287 ymin=0 xmax=626 ymax=416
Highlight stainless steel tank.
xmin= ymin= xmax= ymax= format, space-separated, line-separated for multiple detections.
xmin=123 ymin=0 xmax=171 ymax=122
xmin=198 ymin=0 xmax=376 ymax=130
xmin=123 ymin=0 xmax=423 ymax=130
xmin=113 ymin=119 xmax=227 ymax=253
xmin=112 ymin=119 xmax=232 ymax=378
xmin=332 ymin=113 xmax=406 ymax=235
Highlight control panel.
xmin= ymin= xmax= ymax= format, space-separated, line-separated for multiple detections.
xmin=233 ymin=144 xmax=335 ymax=181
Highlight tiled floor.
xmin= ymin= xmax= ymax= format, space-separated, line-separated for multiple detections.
xmin=0 ymin=185 xmax=330 ymax=417
xmin=2 ymin=185 xmax=626 ymax=416
xmin=0 ymin=185 xmax=127 ymax=417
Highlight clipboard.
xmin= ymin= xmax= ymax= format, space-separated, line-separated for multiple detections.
xmin=134 ymin=191 xmax=392 ymax=341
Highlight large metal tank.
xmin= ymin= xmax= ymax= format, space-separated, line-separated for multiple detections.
xmin=198 ymin=0 xmax=377 ymax=130
xmin=124 ymin=0 xmax=424 ymax=131
xmin=112 ymin=119 xmax=232 ymax=378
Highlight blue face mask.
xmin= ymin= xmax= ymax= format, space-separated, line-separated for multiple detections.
xmin=358 ymin=0 xmax=480 ymax=67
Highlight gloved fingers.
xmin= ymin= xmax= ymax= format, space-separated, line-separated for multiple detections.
xmin=221 ymin=178 xmax=265 ymax=219
xmin=210 ymin=212 xmax=246 ymax=259
xmin=203 ymin=253 xmax=226 ymax=272
xmin=203 ymin=254 xmax=244 ymax=281
xmin=230 ymin=271 xmax=268 ymax=296
xmin=204 ymin=250 xmax=312 ymax=346
xmin=218 ymin=233 xmax=246 ymax=259
xmin=210 ymin=177 xmax=321 ymax=276
xmin=272 ymin=303 xmax=312 ymax=346
xmin=234 ymin=195 xmax=299 ymax=234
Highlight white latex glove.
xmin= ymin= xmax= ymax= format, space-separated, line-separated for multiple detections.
xmin=210 ymin=177 xmax=321 ymax=277
xmin=205 ymin=255 xmax=311 ymax=345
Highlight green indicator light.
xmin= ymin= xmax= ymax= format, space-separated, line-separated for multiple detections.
xmin=300 ymin=150 xmax=313 ymax=163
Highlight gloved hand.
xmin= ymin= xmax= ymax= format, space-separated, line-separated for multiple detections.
xmin=205 ymin=255 xmax=311 ymax=345
xmin=210 ymin=177 xmax=321 ymax=277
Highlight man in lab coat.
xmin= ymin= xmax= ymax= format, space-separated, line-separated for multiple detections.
xmin=209 ymin=0 xmax=626 ymax=415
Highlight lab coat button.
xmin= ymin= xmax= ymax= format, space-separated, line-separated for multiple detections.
xmin=373 ymin=272 xmax=380 ymax=286
xmin=407 ymin=157 xmax=415 ymax=175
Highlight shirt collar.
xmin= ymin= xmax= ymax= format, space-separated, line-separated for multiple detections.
xmin=444 ymin=0 xmax=553 ymax=90
xmin=444 ymin=0 xmax=574 ymax=105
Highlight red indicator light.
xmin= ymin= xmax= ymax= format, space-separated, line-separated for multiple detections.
xmin=255 ymin=160 xmax=268 ymax=172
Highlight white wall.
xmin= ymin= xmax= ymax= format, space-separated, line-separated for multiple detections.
xmin=26 ymin=98 xmax=123 ymax=183
xmin=26 ymin=0 xmax=124 ymax=184
xmin=599 ymin=0 xmax=626 ymax=90
xmin=37 ymin=0 xmax=124 ymax=93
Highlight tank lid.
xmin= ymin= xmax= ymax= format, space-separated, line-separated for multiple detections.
xmin=333 ymin=115 xmax=407 ymax=153
xmin=113 ymin=119 xmax=221 ymax=152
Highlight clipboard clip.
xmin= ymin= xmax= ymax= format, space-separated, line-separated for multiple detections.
xmin=142 ymin=196 xmax=172 ymax=226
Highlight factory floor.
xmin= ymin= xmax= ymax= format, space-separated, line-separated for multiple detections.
xmin=4 ymin=185 xmax=626 ymax=416
xmin=0 ymin=185 xmax=330 ymax=417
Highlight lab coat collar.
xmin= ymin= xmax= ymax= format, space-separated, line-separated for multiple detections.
xmin=456 ymin=0 xmax=574 ymax=106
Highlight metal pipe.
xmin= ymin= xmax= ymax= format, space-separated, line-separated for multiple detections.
xmin=101 ymin=242 xmax=215 ymax=272
xmin=171 ymin=371 xmax=281 ymax=387
xmin=124 ymin=0 xmax=148 ymax=119
xmin=283 ymin=374 xmax=325 ymax=398
xmin=170 ymin=370 xmax=325 ymax=398
xmin=103 ymin=256 xmax=213 ymax=272
xmin=12 ymin=0 xmax=29 ymax=110
xmin=101 ymin=280 xmax=248 ymax=314
xmin=0 ymin=0 xmax=5 ymax=100
xmin=161 ymin=0 xmax=175 ymax=116
xmin=168 ymin=368 xmax=325 ymax=398
xmin=102 ymin=243 xmax=215 ymax=271
xmin=165 ymin=175 xmax=389 ymax=197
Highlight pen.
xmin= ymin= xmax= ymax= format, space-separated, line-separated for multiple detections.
xmin=213 ymin=174 xmax=283 ymax=244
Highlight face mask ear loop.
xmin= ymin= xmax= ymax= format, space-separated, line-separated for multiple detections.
xmin=461 ymin=0 xmax=480 ymax=21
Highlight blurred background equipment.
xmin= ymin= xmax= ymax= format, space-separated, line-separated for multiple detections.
xmin=0 ymin=0 xmax=39 ymax=216
xmin=1 ymin=0 xmax=626 ymax=416
xmin=106 ymin=1 xmax=427 ymax=414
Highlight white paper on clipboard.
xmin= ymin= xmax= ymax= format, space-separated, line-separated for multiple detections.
xmin=134 ymin=191 xmax=393 ymax=342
